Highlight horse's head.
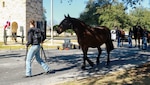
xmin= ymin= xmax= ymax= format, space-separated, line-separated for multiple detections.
xmin=56 ymin=14 xmax=73 ymax=34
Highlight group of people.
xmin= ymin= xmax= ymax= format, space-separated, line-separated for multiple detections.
xmin=115 ymin=26 xmax=149 ymax=50
xmin=26 ymin=21 xmax=149 ymax=77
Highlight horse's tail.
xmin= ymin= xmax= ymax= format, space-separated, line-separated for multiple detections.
xmin=106 ymin=32 xmax=114 ymax=52
xmin=107 ymin=39 xmax=114 ymax=52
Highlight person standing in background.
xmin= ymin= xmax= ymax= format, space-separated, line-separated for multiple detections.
xmin=128 ymin=28 xmax=133 ymax=48
xmin=116 ymin=26 xmax=121 ymax=47
xmin=142 ymin=27 xmax=148 ymax=50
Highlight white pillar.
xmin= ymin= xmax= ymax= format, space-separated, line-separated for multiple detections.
xmin=50 ymin=0 xmax=53 ymax=45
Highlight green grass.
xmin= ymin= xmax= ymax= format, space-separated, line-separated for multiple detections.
xmin=0 ymin=42 xmax=25 ymax=50
xmin=0 ymin=39 xmax=78 ymax=50
xmin=0 ymin=42 xmax=59 ymax=50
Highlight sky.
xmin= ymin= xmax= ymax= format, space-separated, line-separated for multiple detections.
xmin=43 ymin=0 xmax=88 ymax=25
xmin=126 ymin=0 xmax=150 ymax=13
xmin=43 ymin=0 xmax=150 ymax=26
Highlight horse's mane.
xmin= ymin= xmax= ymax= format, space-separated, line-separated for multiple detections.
xmin=71 ymin=17 xmax=92 ymax=28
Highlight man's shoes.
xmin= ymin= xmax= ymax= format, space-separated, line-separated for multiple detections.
xmin=45 ymin=70 xmax=55 ymax=75
xmin=24 ymin=75 xmax=32 ymax=78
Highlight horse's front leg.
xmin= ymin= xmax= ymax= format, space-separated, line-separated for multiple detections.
xmin=96 ymin=47 xmax=101 ymax=65
xmin=81 ymin=47 xmax=88 ymax=70
xmin=107 ymin=52 xmax=110 ymax=65
xmin=81 ymin=47 xmax=94 ymax=70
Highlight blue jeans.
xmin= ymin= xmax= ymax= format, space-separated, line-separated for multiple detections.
xmin=128 ymin=36 xmax=132 ymax=48
xmin=26 ymin=45 xmax=50 ymax=76
xmin=117 ymin=37 xmax=121 ymax=47
xmin=142 ymin=37 xmax=147 ymax=50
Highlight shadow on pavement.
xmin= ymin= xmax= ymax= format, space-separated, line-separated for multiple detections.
xmin=44 ymin=45 xmax=150 ymax=78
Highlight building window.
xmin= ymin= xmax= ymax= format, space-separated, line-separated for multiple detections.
xmin=2 ymin=1 xmax=5 ymax=7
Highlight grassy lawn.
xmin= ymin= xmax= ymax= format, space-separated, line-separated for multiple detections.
xmin=0 ymin=42 xmax=60 ymax=50
xmin=0 ymin=42 xmax=25 ymax=50
xmin=0 ymin=37 xmax=78 ymax=50
xmin=0 ymin=39 xmax=78 ymax=50
xmin=58 ymin=62 xmax=150 ymax=85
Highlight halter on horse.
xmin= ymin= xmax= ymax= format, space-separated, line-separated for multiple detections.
xmin=56 ymin=15 xmax=114 ymax=69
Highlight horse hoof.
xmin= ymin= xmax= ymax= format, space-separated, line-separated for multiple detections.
xmin=96 ymin=61 xmax=99 ymax=65
xmin=90 ymin=63 xmax=95 ymax=68
xmin=96 ymin=62 xmax=99 ymax=66
xmin=92 ymin=64 xmax=97 ymax=69
xmin=90 ymin=62 xmax=95 ymax=67
xmin=106 ymin=62 xmax=110 ymax=66
xmin=81 ymin=66 xmax=86 ymax=70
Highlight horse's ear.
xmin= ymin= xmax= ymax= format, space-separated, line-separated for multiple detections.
xmin=64 ymin=15 xmax=67 ymax=18
xmin=67 ymin=14 xmax=70 ymax=18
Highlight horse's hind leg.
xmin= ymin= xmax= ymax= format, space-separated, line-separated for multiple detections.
xmin=96 ymin=47 xmax=101 ymax=65
xmin=81 ymin=48 xmax=86 ymax=69
xmin=138 ymin=38 xmax=140 ymax=48
xmin=105 ymin=42 xmax=112 ymax=66
xmin=107 ymin=51 xmax=110 ymax=65
xmin=135 ymin=39 xmax=137 ymax=47
xmin=122 ymin=39 xmax=124 ymax=46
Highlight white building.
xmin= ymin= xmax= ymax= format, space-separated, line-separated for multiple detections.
xmin=0 ymin=0 xmax=44 ymax=43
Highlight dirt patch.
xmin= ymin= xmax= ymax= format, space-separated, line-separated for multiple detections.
xmin=58 ymin=62 xmax=150 ymax=85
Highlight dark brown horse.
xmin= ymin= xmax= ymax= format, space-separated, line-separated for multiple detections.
xmin=132 ymin=25 xmax=144 ymax=48
xmin=121 ymin=30 xmax=125 ymax=45
xmin=120 ymin=29 xmax=125 ymax=46
xmin=56 ymin=15 xmax=114 ymax=69
xmin=116 ymin=29 xmax=125 ymax=46
xmin=147 ymin=31 xmax=150 ymax=44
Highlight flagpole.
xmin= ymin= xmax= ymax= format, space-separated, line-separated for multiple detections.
xmin=50 ymin=0 xmax=53 ymax=45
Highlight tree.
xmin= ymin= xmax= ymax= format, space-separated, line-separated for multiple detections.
xmin=97 ymin=2 xmax=130 ymax=29
xmin=43 ymin=7 xmax=47 ymax=21
xmin=60 ymin=0 xmax=146 ymax=30
xmin=53 ymin=25 xmax=58 ymax=31
xmin=60 ymin=0 xmax=144 ymax=9
xmin=129 ymin=7 xmax=150 ymax=30
xmin=80 ymin=0 xmax=131 ymax=29
xmin=80 ymin=0 xmax=100 ymax=26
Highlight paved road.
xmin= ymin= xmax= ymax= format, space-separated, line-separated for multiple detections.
xmin=0 ymin=42 xmax=150 ymax=85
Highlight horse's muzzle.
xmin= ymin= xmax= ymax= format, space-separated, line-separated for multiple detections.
xmin=56 ymin=27 xmax=62 ymax=34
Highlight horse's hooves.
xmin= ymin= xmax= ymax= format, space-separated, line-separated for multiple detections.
xmin=96 ymin=61 xmax=99 ymax=65
xmin=91 ymin=63 xmax=95 ymax=67
xmin=92 ymin=64 xmax=98 ymax=69
xmin=89 ymin=61 xmax=95 ymax=67
xmin=106 ymin=62 xmax=110 ymax=66
xmin=81 ymin=66 xmax=86 ymax=70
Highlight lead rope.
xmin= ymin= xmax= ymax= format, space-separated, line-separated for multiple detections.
xmin=24 ymin=46 xmax=28 ymax=68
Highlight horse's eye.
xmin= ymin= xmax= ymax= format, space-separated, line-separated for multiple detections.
xmin=64 ymin=20 xmax=67 ymax=23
